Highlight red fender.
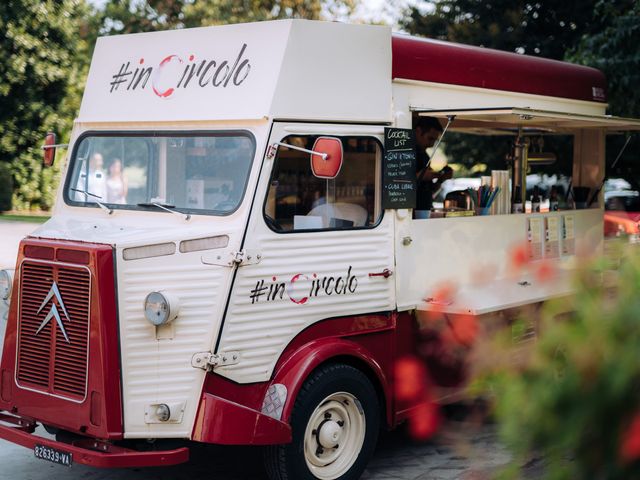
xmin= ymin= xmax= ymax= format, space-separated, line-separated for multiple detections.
xmin=271 ymin=337 xmax=394 ymax=427
xmin=197 ymin=313 xmax=399 ymax=445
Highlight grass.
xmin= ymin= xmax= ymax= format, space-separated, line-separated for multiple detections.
xmin=0 ymin=213 xmax=50 ymax=224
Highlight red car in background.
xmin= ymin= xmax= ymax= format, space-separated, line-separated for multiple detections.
xmin=604 ymin=178 xmax=640 ymax=240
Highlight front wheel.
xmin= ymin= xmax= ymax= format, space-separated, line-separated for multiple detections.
xmin=264 ymin=363 xmax=380 ymax=480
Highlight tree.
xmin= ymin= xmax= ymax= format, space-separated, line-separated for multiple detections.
xmin=183 ymin=0 xmax=328 ymax=26
xmin=94 ymin=0 xmax=357 ymax=35
xmin=570 ymin=0 xmax=640 ymax=118
xmin=0 ymin=0 xmax=90 ymax=211
xmin=401 ymin=0 xmax=598 ymax=60
xmin=96 ymin=0 xmax=185 ymax=36
xmin=569 ymin=0 xmax=640 ymax=177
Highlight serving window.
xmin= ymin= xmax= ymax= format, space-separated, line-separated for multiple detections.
xmin=430 ymin=129 xmax=575 ymax=214
xmin=412 ymin=107 xmax=640 ymax=218
xmin=264 ymin=135 xmax=382 ymax=232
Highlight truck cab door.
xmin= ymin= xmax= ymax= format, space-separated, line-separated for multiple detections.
xmin=215 ymin=122 xmax=396 ymax=384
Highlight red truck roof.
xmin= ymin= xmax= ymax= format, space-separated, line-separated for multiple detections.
xmin=392 ymin=34 xmax=607 ymax=104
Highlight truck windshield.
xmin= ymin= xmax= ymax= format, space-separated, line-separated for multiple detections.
xmin=65 ymin=132 xmax=255 ymax=215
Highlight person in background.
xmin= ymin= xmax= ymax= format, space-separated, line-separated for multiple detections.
xmin=414 ymin=117 xmax=452 ymax=218
xmin=106 ymin=158 xmax=128 ymax=204
xmin=76 ymin=152 xmax=107 ymax=201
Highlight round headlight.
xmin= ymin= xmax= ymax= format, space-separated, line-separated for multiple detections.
xmin=144 ymin=291 xmax=179 ymax=326
xmin=0 ymin=270 xmax=14 ymax=301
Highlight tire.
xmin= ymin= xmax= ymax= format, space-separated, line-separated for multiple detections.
xmin=264 ymin=363 xmax=380 ymax=480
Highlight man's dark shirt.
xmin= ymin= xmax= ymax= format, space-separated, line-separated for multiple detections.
xmin=415 ymin=148 xmax=434 ymax=211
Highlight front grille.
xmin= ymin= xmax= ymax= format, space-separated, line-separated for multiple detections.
xmin=16 ymin=261 xmax=91 ymax=400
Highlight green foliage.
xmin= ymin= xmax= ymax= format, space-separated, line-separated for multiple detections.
xmin=0 ymin=162 xmax=13 ymax=212
xmin=0 ymin=0 xmax=90 ymax=211
xmin=570 ymin=0 xmax=640 ymax=175
xmin=570 ymin=0 xmax=640 ymax=119
xmin=401 ymin=0 xmax=599 ymax=60
xmin=480 ymin=245 xmax=640 ymax=479
xmin=0 ymin=213 xmax=49 ymax=223
xmin=183 ymin=0 xmax=327 ymax=26
xmin=94 ymin=0 xmax=356 ymax=35
xmin=96 ymin=0 xmax=185 ymax=36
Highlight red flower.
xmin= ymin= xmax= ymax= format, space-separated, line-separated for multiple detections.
xmin=408 ymin=401 xmax=441 ymax=440
xmin=394 ymin=356 xmax=442 ymax=440
xmin=534 ymin=260 xmax=557 ymax=282
xmin=620 ymin=413 xmax=640 ymax=463
xmin=509 ymin=243 xmax=529 ymax=272
xmin=432 ymin=282 xmax=457 ymax=304
xmin=450 ymin=314 xmax=478 ymax=347
xmin=394 ymin=356 xmax=426 ymax=402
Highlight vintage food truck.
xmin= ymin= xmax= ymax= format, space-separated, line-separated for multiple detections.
xmin=1 ymin=19 xmax=639 ymax=480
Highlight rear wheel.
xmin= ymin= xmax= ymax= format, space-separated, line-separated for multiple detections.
xmin=264 ymin=363 xmax=380 ymax=480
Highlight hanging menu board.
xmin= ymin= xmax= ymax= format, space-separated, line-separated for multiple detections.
xmin=526 ymin=217 xmax=544 ymax=261
xmin=382 ymin=127 xmax=416 ymax=209
xmin=544 ymin=216 xmax=560 ymax=259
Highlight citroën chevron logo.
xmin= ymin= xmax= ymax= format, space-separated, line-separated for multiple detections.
xmin=35 ymin=282 xmax=71 ymax=343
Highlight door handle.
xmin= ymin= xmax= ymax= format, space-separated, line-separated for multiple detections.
xmin=368 ymin=268 xmax=393 ymax=279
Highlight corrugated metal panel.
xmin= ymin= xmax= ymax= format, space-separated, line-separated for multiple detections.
xmin=118 ymin=255 xmax=229 ymax=438
xmin=217 ymin=215 xmax=395 ymax=383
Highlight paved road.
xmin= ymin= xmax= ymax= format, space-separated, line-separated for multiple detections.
xmin=0 ymin=220 xmax=37 ymax=269
xmin=0 ymin=420 xmax=518 ymax=480
xmin=0 ymin=220 xmax=525 ymax=479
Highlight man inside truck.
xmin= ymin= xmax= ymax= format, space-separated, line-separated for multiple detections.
xmin=414 ymin=116 xmax=452 ymax=217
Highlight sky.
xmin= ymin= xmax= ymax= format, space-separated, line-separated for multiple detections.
xmin=347 ymin=0 xmax=411 ymax=25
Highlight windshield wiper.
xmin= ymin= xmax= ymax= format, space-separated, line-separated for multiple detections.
xmin=137 ymin=202 xmax=191 ymax=221
xmin=70 ymin=188 xmax=113 ymax=215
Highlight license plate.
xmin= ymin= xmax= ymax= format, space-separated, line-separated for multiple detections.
xmin=34 ymin=444 xmax=73 ymax=466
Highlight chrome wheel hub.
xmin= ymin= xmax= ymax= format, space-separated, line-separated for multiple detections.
xmin=303 ymin=392 xmax=365 ymax=480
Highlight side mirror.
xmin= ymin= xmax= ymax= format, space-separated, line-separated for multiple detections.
xmin=310 ymin=137 xmax=343 ymax=179
xmin=42 ymin=132 xmax=57 ymax=167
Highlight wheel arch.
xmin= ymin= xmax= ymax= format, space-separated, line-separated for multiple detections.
xmin=271 ymin=338 xmax=392 ymax=428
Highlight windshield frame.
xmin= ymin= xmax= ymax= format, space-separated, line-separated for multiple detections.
xmin=63 ymin=129 xmax=257 ymax=216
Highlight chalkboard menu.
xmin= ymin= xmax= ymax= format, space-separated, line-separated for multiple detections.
xmin=382 ymin=127 xmax=416 ymax=209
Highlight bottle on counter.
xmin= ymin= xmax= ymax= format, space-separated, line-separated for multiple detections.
xmin=549 ymin=186 xmax=559 ymax=211
xmin=512 ymin=185 xmax=523 ymax=213
xmin=531 ymin=186 xmax=541 ymax=213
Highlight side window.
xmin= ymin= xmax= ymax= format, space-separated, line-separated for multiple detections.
xmin=264 ymin=135 xmax=382 ymax=232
